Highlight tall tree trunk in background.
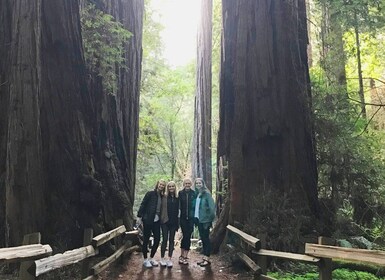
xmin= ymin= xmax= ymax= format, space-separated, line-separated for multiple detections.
xmin=0 ymin=0 xmax=94 ymax=247
xmin=88 ymin=0 xmax=144 ymax=232
xmin=354 ymin=14 xmax=366 ymax=119
xmin=212 ymin=0 xmax=319 ymax=252
xmin=320 ymin=2 xmax=347 ymax=89
xmin=306 ymin=0 xmax=313 ymax=68
xmin=192 ymin=0 xmax=212 ymax=190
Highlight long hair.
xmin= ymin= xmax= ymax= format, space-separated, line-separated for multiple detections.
xmin=194 ymin=178 xmax=210 ymax=194
xmin=166 ymin=181 xmax=178 ymax=198
xmin=154 ymin=179 xmax=166 ymax=196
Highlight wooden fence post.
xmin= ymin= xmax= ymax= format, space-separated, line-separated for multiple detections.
xmin=115 ymin=220 xmax=124 ymax=264
xmin=19 ymin=232 xmax=41 ymax=280
xmin=255 ymin=233 xmax=267 ymax=275
xmin=318 ymin=237 xmax=333 ymax=280
xmin=81 ymin=228 xmax=94 ymax=278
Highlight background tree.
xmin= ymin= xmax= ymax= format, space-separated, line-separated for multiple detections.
xmin=81 ymin=0 xmax=144 ymax=234
xmin=192 ymin=0 xmax=213 ymax=190
xmin=212 ymin=0 xmax=319 ymax=252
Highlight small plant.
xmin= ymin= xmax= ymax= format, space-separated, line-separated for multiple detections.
xmin=81 ymin=3 xmax=132 ymax=95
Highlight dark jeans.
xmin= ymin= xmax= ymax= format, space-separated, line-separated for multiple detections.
xmin=198 ymin=222 xmax=211 ymax=257
xmin=161 ymin=223 xmax=177 ymax=258
xmin=180 ymin=218 xmax=194 ymax=251
xmin=142 ymin=221 xmax=160 ymax=259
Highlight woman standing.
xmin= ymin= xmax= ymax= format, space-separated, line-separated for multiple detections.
xmin=178 ymin=178 xmax=197 ymax=264
xmin=137 ymin=179 xmax=166 ymax=268
xmin=194 ymin=178 xmax=215 ymax=267
xmin=159 ymin=181 xmax=179 ymax=268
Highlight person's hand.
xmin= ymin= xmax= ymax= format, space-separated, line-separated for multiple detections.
xmin=136 ymin=217 xmax=142 ymax=225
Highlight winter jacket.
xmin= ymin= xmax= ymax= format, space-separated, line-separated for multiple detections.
xmin=196 ymin=191 xmax=215 ymax=223
xmin=137 ymin=190 xmax=161 ymax=225
xmin=179 ymin=188 xmax=197 ymax=220
xmin=161 ymin=195 xmax=179 ymax=227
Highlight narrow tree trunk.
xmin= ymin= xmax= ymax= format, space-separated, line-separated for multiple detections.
xmin=213 ymin=0 xmax=319 ymax=251
xmin=192 ymin=0 xmax=213 ymax=190
xmin=354 ymin=15 xmax=366 ymax=118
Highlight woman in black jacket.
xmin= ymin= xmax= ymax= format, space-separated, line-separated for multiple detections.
xmin=137 ymin=179 xmax=166 ymax=268
xmin=159 ymin=181 xmax=179 ymax=268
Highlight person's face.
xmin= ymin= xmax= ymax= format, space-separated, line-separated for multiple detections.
xmin=183 ymin=180 xmax=192 ymax=190
xmin=195 ymin=180 xmax=203 ymax=189
xmin=158 ymin=181 xmax=166 ymax=191
xmin=168 ymin=184 xmax=176 ymax=193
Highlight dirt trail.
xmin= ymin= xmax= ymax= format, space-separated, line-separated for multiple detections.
xmin=100 ymin=246 xmax=251 ymax=280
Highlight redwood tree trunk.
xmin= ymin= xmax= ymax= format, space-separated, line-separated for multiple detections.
xmin=89 ymin=0 xmax=144 ymax=232
xmin=0 ymin=0 xmax=143 ymax=247
xmin=0 ymin=0 xmax=93 ymax=247
xmin=213 ymin=0 xmax=319 ymax=251
xmin=192 ymin=0 xmax=213 ymax=190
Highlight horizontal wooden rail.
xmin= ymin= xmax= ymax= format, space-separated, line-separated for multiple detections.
xmin=305 ymin=243 xmax=385 ymax=266
xmin=252 ymin=249 xmax=320 ymax=263
xmin=227 ymin=225 xmax=261 ymax=249
xmin=92 ymin=225 xmax=126 ymax=247
xmin=90 ymin=240 xmax=131 ymax=276
xmin=32 ymin=245 xmax=98 ymax=276
xmin=237 ymin=252 xmax=261 ymax=274
xmin=0 ymin=244 xmax=52 ymax=263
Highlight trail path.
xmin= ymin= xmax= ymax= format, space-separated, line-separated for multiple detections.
xmin=100 ymin=245 xmax=251 ymax=280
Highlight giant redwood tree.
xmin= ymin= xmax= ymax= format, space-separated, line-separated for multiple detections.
xmin=0 ymin=0 xmax=143 ymax=247
xmin=212 ymin=0 xmax=320 ymax=251
xmin=192 ymin=0 xmax=213 ymax=190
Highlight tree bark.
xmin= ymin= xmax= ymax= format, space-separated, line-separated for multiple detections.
xmin=0 ymin=0 xmax=144 ymax=247
xmin=88 ymin=0 xmax=144 ymax=232
xmin=214 ymin=0 xmax=319 ymax=250
xmin=0 ymin=0 xmax=94 ymax=247
xmin=192 ymin=0 xmax=213 ymax=190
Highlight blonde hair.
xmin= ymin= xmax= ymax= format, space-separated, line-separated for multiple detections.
xmin=155 ymin=179 xmax=167 ymax=196
xmin=166 ymin=181 xmax=178 ymax=197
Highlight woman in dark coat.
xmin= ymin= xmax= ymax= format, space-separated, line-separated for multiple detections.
xmin=159 ymin=181 xmax=179 ymax=268
xmin=137 ymin=179 xmax=166 ymax=268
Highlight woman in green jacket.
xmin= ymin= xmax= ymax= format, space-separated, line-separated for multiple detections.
xmin=194 ymin=178 xmax=215 ymax=266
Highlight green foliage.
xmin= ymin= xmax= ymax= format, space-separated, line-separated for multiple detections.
xmin=80 ymin=2 xmax=132 ymax=95
xmin=135 ymin=0 xmax=196 ymax=215
xmin=269 ymin=268 xmax=385 ymax=280
xmin=311 ymin=65 xmax=385 ymax=235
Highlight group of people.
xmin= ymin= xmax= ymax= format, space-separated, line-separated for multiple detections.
xmin=136 ymin=178 xmax=215 ymax=269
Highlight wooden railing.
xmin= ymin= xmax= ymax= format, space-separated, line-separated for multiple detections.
xmin=0 ymin=223 xmax=139 ymax=280
xmin=226 ymin=224 xmax=385 ymax=280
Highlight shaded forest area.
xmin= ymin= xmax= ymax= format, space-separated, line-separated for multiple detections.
xmin=1 ymin=0 xmax=385 ymax=278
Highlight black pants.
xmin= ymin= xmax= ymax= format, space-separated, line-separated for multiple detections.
xmin=198 ymin=222 xmax=211 ymax=257
xmin=161 ymin=223 xmax=177 ymax=258
xmin=142 ymin=221 xmax=160 ymax=259
xmin=180 ymin=218 xmax=194 ymax=251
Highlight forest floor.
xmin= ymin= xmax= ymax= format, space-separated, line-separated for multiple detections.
xmin=100 ymin=248 xmax=253 ymax=280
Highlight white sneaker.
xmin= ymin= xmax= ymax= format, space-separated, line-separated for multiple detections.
xmin=150 ymin=258 xmax=159 ymax=267
xmin=166 ymin=259 xmax=173 ymax=268
xmin=143 ymin=259 xmax=152 ymax=268
xmin=160 ymin=258 xmax=167 ymax=267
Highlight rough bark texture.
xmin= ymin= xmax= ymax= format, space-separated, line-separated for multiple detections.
xmin=87 ymin=0 xmax=144 ymax=234
xmin=214 ymin=0 xmax=319 ymax=250
xmin=0 ymin=0 xmax=143 ymax=248
xmin=0 ymin=0 xmax=93 ymax=247
xmin=192 ymin=0 xmax=213 ymax=190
